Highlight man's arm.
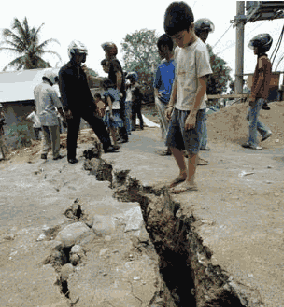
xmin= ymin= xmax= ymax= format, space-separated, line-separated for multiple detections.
xmin=116 ymin=71 xmax=122 ymax=92
xmin=168 ymin=77 xmax=177 ymax=107
xmin=190 ymin=76 xmax=207 ymax=117
xmin=154 ymin=68 xmax=162 ymax=99
xmin=58 ymin=70 xmax=70 ymax=110
xmin=106 ymin=96 xmax=113 ymax=117
xmin=154 ymin=88 xmax=159 ymax=97
xmin=110 ymin=59 xmax=123 ymax=93
xmin=49 ymin=89 xmax=65 ymax=120
xmin=57 ymin=107 xmax=64 ymax=118
xmin=165 ymin=77 xmax=177 ymax=121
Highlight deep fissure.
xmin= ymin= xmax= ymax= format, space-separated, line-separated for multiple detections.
xmin=62 ymin=247 xmax=72 ymax=265
xmin=87 ymin=157 xmax=253 ymax=306
xmin=61 ymin=280 xmax=69 ymax=299
xmin=44 ymin=154 xmax=259 ymax=306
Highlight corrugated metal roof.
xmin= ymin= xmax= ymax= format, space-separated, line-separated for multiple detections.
xmin=0 ymin=68 xmax=60 ymax=103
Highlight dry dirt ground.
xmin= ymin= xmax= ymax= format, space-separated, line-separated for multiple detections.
xmin=1 ymin=101 xmax=284 ymax=306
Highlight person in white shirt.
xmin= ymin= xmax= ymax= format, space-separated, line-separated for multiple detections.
xmin=164 ymin=2 xmax=213 ymax=193
xmin=34 ymin=70 xmax=65 ymax=160
xmin=26 ymin=108 xmax=41 ymax=140
xmin=194 ymin=18 xmax=215 ymax=153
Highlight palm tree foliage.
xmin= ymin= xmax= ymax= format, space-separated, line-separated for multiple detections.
xmin=0 ymin=17 xmax=61 ymax=71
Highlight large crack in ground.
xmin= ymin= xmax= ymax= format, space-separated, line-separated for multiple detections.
xmin=84 ymin=154 xmax=264 ymax=307
xmin=43 ymin=149 xmax=264 ymax=306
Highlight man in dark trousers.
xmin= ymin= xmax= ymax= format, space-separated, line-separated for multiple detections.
xmin=0 ymin=110 xmax=8 ymax=160
xmin=59 ymin=40 xmax=118 ymax=164
xmin=126 ymin=72 xmax=144 ymax=131
xmin=102 ymin=42 xmax=129 ymax=143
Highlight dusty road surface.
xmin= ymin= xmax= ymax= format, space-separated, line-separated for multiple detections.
xmin=0 ymin=101 xmax=284 ymax=306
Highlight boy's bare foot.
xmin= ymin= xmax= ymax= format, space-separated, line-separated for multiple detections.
xmin=169 ymin=181 xmax=198 ymax=194
xmin=169 ymin=174 xmax=187 ymax=188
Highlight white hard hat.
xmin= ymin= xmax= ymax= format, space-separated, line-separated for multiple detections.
xmin=43 ymin=70 xmax=58 ymax=85
xmin=68 ymin=40 xmax=88 ymax=59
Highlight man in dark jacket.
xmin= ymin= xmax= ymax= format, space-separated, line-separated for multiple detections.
xmin=59 ymin=40 xmax=118 ymax=164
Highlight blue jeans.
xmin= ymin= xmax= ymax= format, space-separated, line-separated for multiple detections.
xmin=125 ymin=100 xmax=132 ymax=134
xmin=247 ymin=98 xmax=270 ymax=146
xmin=200 ymin=116 xmax=207 ymax=149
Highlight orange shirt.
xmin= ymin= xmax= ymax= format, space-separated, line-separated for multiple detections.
xmin=250 ymin=55 xmax=272 ymax=100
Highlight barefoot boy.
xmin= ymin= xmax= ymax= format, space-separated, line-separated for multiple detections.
xmin=163 ymin=1 xmax=212 ymax=193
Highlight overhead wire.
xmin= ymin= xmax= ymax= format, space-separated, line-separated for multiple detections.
xmin=212 ymin=24 xmax=233 ymax=50
xmin=216 ymin=42 xmax=235 ymax=55
xmin=192 ymin=0 xmax=197 ymax=9
xmin=216 ymin=21 xmax=266 ymax=56
xmin=270 ymin=24 xmax=284 ymax=68
xmin=249 ymin=20 xmax=265 ymax=33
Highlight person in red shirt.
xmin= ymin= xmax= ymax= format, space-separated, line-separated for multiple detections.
xmin=242 ymin=34 xmax=273 ymax=150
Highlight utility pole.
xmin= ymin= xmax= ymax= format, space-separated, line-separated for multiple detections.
xmin=234 ymin=1 xmax=245 ymax=94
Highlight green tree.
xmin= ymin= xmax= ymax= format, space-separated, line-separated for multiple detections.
xmin=206 ymin=45 xmax=232 ymax=107
xmin=121 ymin=29 xmax=161 ymax=103
xmin=0 ymin=17 xmax=61 ymax=71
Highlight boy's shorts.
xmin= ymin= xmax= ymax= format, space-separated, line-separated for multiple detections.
xmin=165 ymin=108 xmax=206 ymax=155
xmin=104 ymin=110 xmax=124 ymax=129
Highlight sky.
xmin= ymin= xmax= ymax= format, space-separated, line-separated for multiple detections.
xmin=1 ymin=0 xmax=284 ymax=84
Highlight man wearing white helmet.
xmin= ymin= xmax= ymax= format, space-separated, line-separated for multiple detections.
xmin=59 ymin=40 xmax=117 ymax=164
xmin=34 ymin=69 xmax=65 ymax=160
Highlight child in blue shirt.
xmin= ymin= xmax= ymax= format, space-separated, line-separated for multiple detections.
xmin=154 ymin=34 xmax=175 ymax=156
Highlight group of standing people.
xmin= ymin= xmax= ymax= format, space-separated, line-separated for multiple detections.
xmin=1 ymin=1 xmax=274 ymax=197
xmin=30 ymin=40 xmax=144 ymax=164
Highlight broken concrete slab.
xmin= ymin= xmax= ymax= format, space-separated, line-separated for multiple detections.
xmin=68 ymin=232 xmax=162 ymax=307
xmin=55 ymin=222 xmax=92 ymax=248
xmin=91 ymin=215 xmax=116 ymax=236
xmin=123 ymin=206 xmax=144 ymax=233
